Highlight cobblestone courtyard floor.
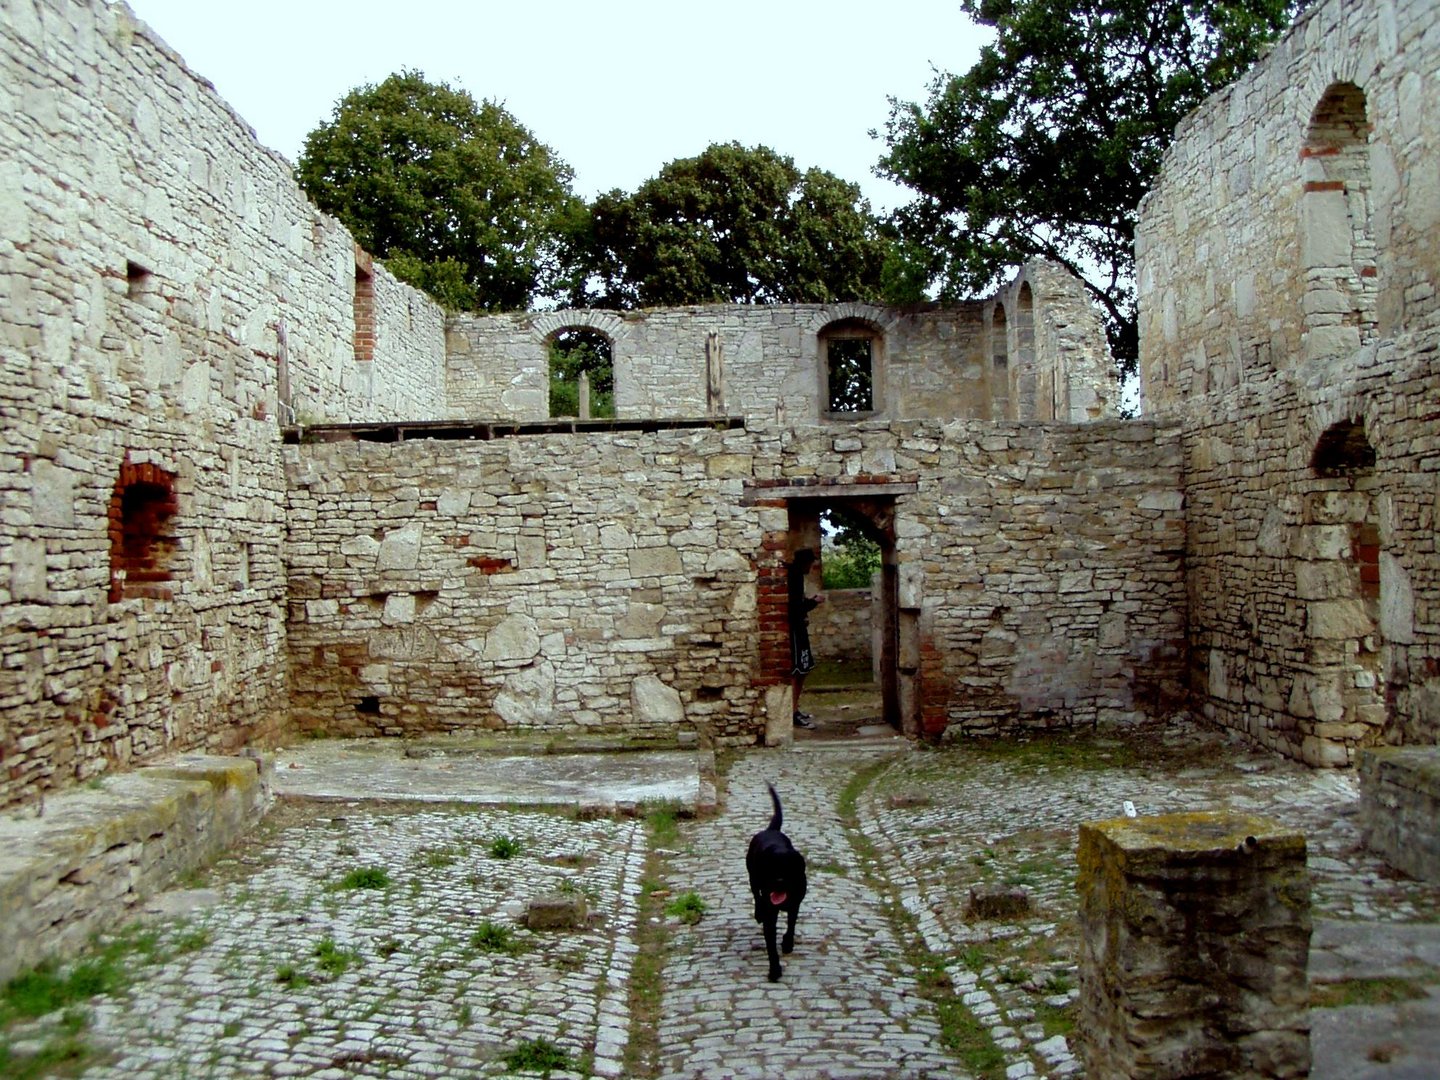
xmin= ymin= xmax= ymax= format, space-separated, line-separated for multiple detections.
xmin=5 ymin=715 xmax=1440 ymax=1078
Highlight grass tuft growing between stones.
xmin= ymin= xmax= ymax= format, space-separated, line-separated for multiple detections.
xmin=0 ymin=927 xmax=161 ymax=1023
xmin=488 ymin=835 xmax=524 ymax=860
xmin=642 ymin=801 xmax=683 ymax=849
xmin=0 ymin=1008 xmax=95 ymax=1080
xmin=838 ymin=755 xmax=1009 ymax=1079
xmin=471 ymin=921 xmax=524 ymax=956
xmin=337 ymin=866 xmax=391 ymax=890
xmin=501 ymin=1036 xmax=577 ymax=1074
xmin=313 ymin=938 xmax=361 ymax=978
xmin=1311 ymin=976 xmax=1432 ymax=1008
xmin=624 ymin=807 xmax=695 ymax=1076
xmin=664 ymin=891 xmax=707 ymax=925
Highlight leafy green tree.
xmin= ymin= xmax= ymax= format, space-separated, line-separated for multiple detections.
xmin=575 ymin=142 xmax=899 ymax=308
xmin=547 ymin=329 xmax=614 ymax=419
xmin=878 ymin=0 xmax=1296 ymax=373
xmin=297 ymin=70 xmax=584 ymax=311
xmin=821 ymin=509 xmax=884 ymax=589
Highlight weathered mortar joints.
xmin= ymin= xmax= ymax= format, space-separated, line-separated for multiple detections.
xmin=1077 ymin=812 xmax=1312 ymax=1079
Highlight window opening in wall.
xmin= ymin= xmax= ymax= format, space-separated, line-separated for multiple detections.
xmin=108 ymin=461 xmax=179 ymax=602
xmin=1312 ymin=417 xmax=1377 ymax=475
xmin=991 ymin=303 xmax=1011 ymax=420
xmin=547 ymin=328 xmax=614 ymax=419
xmin=1306 ymin=418 xmax=1384 ymax=745
xmin=1014 ymin=284 xmax=1036 ymax=419
xmin=821 ymin=320 xmax=879 ymax=415
xmin=126 ymin=260 xmax=152 ymax=299
xmin=353 ymin=253 xmax=375 ymax=364
xmin=1301 ymin=82 xmax=1375 ymax=359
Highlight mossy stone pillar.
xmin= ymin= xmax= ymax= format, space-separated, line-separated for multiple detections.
xmin=1077 ymin=812 xmax=1311 ymax=1078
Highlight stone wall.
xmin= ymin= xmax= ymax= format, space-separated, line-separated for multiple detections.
xmin=0 ymin=0 xmax=445 ymax=807
xmin=0 ymin=753 xmax=272 ymax=984
xmin=1179 ymin=338 xmax=1438 ymax=763
xmin=1138 ymin=0 xmax=1438 ymax=410
xmin=1359 ymin=746 xmax=1440 ymax=883
xmin=808 ymin=588 xmax=874 ymax=668
xmin=991 ymin=261 xmax=1119 ymax=422
xmin=1135 ymin=0 xmax=1440 ymax=762
xmin=445 ymin=268 xmax=1117 ymax=426
xmin=284 ymin=419 xmax=1185 ymax=744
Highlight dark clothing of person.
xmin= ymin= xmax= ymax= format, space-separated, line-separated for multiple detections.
xmin=789 ymin=557 xmax=818 ymax=675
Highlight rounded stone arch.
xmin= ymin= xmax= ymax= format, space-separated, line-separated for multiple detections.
xmin=988 ymin=300 xmax=1011 ymax=419
xmin=533 ymin=315 xmax=623 ymax=420
xmin=801 ymin=302 xmax=898 ymax=338
xmin=1298 ymin=77 xmax=1376 ymax=360
xmin=527 ymin=309 xmax=631 ymax=346
xmin=1296 ymin=390 xmax=1380 ymax=474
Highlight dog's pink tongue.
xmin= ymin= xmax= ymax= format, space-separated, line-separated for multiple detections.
xmin=770 ymin=891 xmax=787 ymax=906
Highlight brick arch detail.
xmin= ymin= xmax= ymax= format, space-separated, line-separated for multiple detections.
xmin=1299 ymin=390 xmax=1379 ymax=472
xmin=108 ymin=458 xmax=179 ymax=602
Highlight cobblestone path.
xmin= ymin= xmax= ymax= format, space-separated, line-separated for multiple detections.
xmin=652 ymin=745 xmax=966 ymax=1080
xmin=5 ymin=723 xmax=1440 ymax=1078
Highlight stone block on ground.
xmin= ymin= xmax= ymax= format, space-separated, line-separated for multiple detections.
xmin=1359 ymin=747 xmax=1440 ymax=883
xmin=1077 ymin=811 xmax=1311 ymax=1080
xmin=526 ymin=893 xmax=589 ymax=930
xmin=967 ymin=883 xmax=1031 ymax=919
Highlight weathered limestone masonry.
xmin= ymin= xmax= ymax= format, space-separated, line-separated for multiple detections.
xmin=1137 ymin=0 xmax=1440 ymax=764
xmin=1078 ymin=813 xmax=1312 ymax=1078
xmin=990 ymin=259 xmax=1117 ymax=423
xmin=1358 ymin=746 xmax=1440 ymax=883
xmin=284 ymin=419 xmax=1184 ymax=744
xmin=444 ymin=265 xmax=1119 ymax=424
xmin=0 ymin=753 xmax=271 ymax=985
xmin=0 ymin=0 xmax=446 ymax=808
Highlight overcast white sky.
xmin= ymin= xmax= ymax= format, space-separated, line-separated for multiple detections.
xmin=122 ymin=0 xmax=990 ymax=215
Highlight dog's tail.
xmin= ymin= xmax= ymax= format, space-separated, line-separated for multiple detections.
xmin=766 ymin=783 xmax=783 ymax=831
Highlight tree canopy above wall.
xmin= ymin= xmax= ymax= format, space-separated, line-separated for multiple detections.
xmin=877 ymin=0 xmax=1298 ymax=375
xmin=296 ymin=70 xmax=584 ymax=312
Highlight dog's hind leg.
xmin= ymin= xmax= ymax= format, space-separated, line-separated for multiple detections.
xmin=781 ymin=907 xmax=797 ymax=955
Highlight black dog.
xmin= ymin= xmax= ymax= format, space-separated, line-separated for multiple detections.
xmin=746 ymin=783 xmax=808 ymax=982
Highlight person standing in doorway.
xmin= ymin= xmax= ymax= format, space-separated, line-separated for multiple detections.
xmin=788 ymin=547 xmax=824 ymax=729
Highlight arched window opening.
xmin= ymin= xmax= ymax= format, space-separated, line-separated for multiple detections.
xmin=1304 ymin=418 xmax=1383 ymax=747
xmin=820 ymin=319 xmax=881 ymax=416
xmin=108 ymin=461 xmax=179 ymax=602
xmin=1014 ymin=284 xmax=1037 ymax=418
xmin=547 ymin=328 xmax=614 ymax=419
xmin=991 ymin=303 xmax=1011 ymax=420
xmin=1311 ymin=417 xmax=1377 ymax=476
xmin=1301 ymin=82 xmax=1375 ymax=360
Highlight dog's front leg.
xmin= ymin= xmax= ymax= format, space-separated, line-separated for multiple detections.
xmin=781 ymin=907 xmax=797 ymax=955
xmin=762 ymin=913 xmax=782 ymax=981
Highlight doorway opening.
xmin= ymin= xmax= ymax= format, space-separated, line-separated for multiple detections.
xmin=784 ymin=496 xmax=903 ymax=735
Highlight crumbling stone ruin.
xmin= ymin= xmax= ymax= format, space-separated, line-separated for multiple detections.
xmin=1 ymin=0 xmax=1436 ymax=821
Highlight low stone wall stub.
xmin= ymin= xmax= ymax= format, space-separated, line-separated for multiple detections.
xmin=1077 ymin=812 xmax=1312 ymax=1079
xmin=1359 ymin=746 xmax=1440 ymax=883
xmin=0 ymin=755 xmax=271 ymax=984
